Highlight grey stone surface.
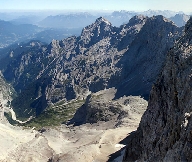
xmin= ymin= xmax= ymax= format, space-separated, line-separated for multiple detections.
xmin=123 ymin=16 xmax=192 ymax=162
xmin=0 ymin=15 xmax=182 ymax=118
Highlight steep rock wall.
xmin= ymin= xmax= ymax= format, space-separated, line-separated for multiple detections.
xmin=123 ymin=17 xmax=192 ymax=162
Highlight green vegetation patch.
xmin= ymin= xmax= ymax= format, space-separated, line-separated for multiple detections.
xmin=24 ymin=99 xmax=85 ymax=129
xmin=11 ymin=82 xmax=37 ymax=119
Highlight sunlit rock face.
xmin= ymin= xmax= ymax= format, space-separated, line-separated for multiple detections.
xmin=0 ymin=15 xmax=182 ymax=119
xmin=123 ymin=17 xmax=192 ymax=162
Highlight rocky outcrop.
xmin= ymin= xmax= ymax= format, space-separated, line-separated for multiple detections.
xmin=123 ymin=16 xmax=192 ymax=162
xmin=0 ymin=15 xmax=183 ymax=118
xmin=0 ymin=71 xmax=14 ymax=100
xmin=68 ymin=94 xmax=127 ymax=127
xmin=0 ymin=72 xmax=15 ymax=121
xmin=68 ymin=88 xmax=147 ymax=128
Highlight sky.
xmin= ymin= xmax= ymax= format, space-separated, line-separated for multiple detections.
xmin=0 ymin=0 xmax=191 ymax=13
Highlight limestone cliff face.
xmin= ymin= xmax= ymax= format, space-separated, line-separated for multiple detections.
xmin=0 ymin=72 xmax=14 ymax=100
xmin=0 ymin=72 xmax=15 ymax=121
xmin=115 ymin=15 xmax=183 ymax=99
xmin=123 ymin=17 xmax=192 ymax=162
xmin=0 ymin=16 xmax=182 ymax=118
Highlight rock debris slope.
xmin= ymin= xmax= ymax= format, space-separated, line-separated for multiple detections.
xmin=68 ymin=88 xmax=147 ymax=127
xmin=0 ymin=15 xmax=188 ymax=162
xmin=123 ymin=17 xmax=192 ymax=162
xmin=0 ymin=15 xmax=182 ymax=119
xmin=0 ymin=89 xmax=147 ymax=162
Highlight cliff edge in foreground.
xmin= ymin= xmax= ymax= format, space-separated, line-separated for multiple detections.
xmin=123 ymin=17 xmax=192 ymax=162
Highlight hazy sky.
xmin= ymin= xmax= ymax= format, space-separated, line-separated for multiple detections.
xmin=0 ymin=0 xmax=191 ymax=13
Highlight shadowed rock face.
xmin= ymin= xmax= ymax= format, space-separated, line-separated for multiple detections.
xmin=123 ymin=17 xmax=192 ymax=162
xmin=0 ymin=15 xmax=183 ymax=118
xmin=67 ymin=88 xmax=148 ymax=129
xmin=67 ymin=94 xmax=128 ymax=127
xmin=115 ymin=15 xmax=184 ymax=100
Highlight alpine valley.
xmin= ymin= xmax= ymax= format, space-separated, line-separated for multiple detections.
xmin=0 ymin=9 xmax=192 ymax=162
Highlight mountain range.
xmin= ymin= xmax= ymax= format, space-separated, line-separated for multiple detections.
xmin=0 ymin=20 xmax=82 ymax=48
xmin=38 ymin=10 xmax=190 ymax=28
xmin=0 ymin=10 xmax=192 ymax=161
xmin=0 ymin=20 xmax=41 ymax=48
xmin=0 ymin=10 xmax=190 ymax=49
xmin=0 ymin=15 xmax=183 ymax=121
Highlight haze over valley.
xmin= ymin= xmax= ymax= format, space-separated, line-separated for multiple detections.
xmin=0 ymin=0 xmax=192 ymax=161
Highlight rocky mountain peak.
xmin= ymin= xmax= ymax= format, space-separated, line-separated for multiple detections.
xmin=95 ymin=16 xmax=111 ymax=25
xmin=185 ymin=16 xmax=192 ymax=33
xmin=123 ymin=15 xmax=148 ymax=33
xmin=151 ymin=15 xmax=174 ymax=24
xmin=80 ymin=17 xmax=113 ymax=46
xmin=128 ymin=15 xmax=148 ymax=25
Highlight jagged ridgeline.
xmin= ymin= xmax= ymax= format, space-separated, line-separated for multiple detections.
xmin=123 ymin=17 xmax=192 ymax=162
xmin=0 ymin=15 xmax=183 ymax=122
